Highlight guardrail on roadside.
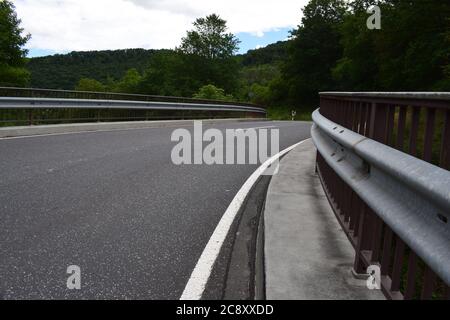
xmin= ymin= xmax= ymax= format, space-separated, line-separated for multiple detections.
xmin=312 ymin=92 xmax=450 ymax=300
xmin=0 ymin=87 xmax=266 ymax=126
xmin=0 ymin=87 xmax=264 ymax=108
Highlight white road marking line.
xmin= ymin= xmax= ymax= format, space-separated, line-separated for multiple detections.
xmin=0 ymin=123 xmax=212 ymax=140
xmin=180 ymin=138 xmax=310 ymax=300
xmin=0 ymin=126 xmax=163 ymax=140
xmin=235 ymin=125 xmax=276 ymax=132
xmin=0 ymin=123 xmax=279 ymax=141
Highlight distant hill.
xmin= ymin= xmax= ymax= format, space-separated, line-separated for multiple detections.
xmin=238 ymin=41 xmax=289 ymax=67
xmin=26 ymin=42 xmax=290 ymax=90
xmin=26 ymin=48 xmax=166 ymax=90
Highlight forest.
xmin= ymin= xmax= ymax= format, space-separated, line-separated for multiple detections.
xmin=1 ymin=0 xmax=450 ymax=120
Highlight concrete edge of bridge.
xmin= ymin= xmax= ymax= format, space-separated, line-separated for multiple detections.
xmin=0 ymin=118 xmax=268 ymax=139
xmin=263 ymin=139 xmax=385 ymax=300
xmin=201 ymin=174 xmax=272 ymax=300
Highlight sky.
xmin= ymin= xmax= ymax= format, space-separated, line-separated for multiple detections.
xmin=13 ymin=0 xmax=308 ymax=57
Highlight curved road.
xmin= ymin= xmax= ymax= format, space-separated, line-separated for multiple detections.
xmin=0 ymin=120 xmax=311 ymax=299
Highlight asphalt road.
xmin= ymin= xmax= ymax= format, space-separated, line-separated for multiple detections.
xmin=0 ymin=120 xmax=311 ymax=299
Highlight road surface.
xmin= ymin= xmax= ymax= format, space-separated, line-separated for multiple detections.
xmin=0 ymin=120 xmax=311 ymax=299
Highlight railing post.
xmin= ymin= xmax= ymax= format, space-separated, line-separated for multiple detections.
xmin=440 ymin=110 xmax=450 ymax=170
xmin=369 ymin=102 xmax=389 ymax=143
xmin=28 ymin=109 xmax=33 ymax=126
xmin=353 ymin=204 xmax=373 ymax=274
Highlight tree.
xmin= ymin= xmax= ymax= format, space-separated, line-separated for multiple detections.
xmin=139 ymin=50 xmax=198 ymax=96
xmin=0 ymin=0 xmax=30 ymax=86
xmin=113 ymin=68 xmax=142 ymax=93
xmin=178 ymin=14 xmax=241 ymax=95
xmin=333 ymin=0 xmax=450 ymax=91
xmin=179 ymin=14 xmax=240 ymax=59
xmin=376 ymin=0 xmax=450 ymax=91
xmin=435 ymin=28 xmax=450 ymax=91
xmin=237 ymin=64 xmax=281 ymax=104
xmin=193 ymin=84 xmax=234 ymax=101
xmin=277 ymin=0 xmax=348 ymax=107
xmin=332 ymin=0 xmax=379 ymax=91
xmin=75 ymin=78 xmax=106 ymax=92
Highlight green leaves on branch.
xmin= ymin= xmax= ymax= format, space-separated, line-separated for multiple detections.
xmin=113 ymin=68 xmax=142 ymax=93
xmin=0 ymin=65 xmax=30 ymax=87
xmin=193 ymin=84 xmax=234 ymax=101
xmin=178 ymin=14 xmax=240 ymax=59
xmin=176 ymin=14 xmax=241 ymax=95
xmin=0 ymin=0 xmax=30 ymax=86
xmin=75 ymin=69 xmax=143 ymax=93
xmin=272 ymin=0 xmax=450 ymax=110
xmin=74 ymin=78 xmax=106 ymax=92
xmin=276 ymin=0 xmax=347 ymax=107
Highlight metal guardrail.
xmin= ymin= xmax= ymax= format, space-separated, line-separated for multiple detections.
xmin=0 ymin=88 xmax=266 ymax=126
xmin=312 ymin=92 xmax=450 ymax=300
xmin=0 ymin=97 xmax=266 ymax=113
xmin=0 ymin=87 xmax=264 ymax=109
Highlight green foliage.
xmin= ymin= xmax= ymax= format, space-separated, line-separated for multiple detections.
xmin=112 ymin=68 xmax=142 ymax=93
xmin=0 ymin=0 xmax=30 ymax=86
xmin=271 ymin=0 xmax=450 ymax=112
xmin=138 ymin=50 xmax=198 ymax=96
xmin=0 ymin=65 xmax=29 ymax=87
xmin=248 ymin=83 xmax=271 ymax=106
xmin=193 ymin=84 xmax=234 ymax=101
xmin=380 ymin=0 xmax=450 ymax=91
xmin=234 ymin=63 xmax=279 ymax=105
xmin=267 ymin=106 xmax=313 ymax=121
xmin=179 ymin=14 xmax=240 ymax=59
xmin=240 ymin=64 xmax=281 ymax=87
xmin=240 ymin=41 xmax=289 ymax=67
xmin=333 ymin=0 xmax=450 ymax=92
xmin=236 ymin=44 xmax=287 ymax=105
xmin=176 ymin=14 xmax=241 ymax=95
xmin=75 ymin=78 xmax=106 ymax=92
xmin=278 ymin=0 xmax=347 ymax=107
xmin=331 ymin=2 xmax=378 ymax=91
xmin=28 ymin=49 xmax=157 ymax=89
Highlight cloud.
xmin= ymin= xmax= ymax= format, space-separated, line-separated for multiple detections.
xmin=254 ymin=31 xmax=265 ymax=38
xmin=14 ymin=0 xmax=307 ymax=52
xmin=124 ymin=0 xmax=203 ymax=16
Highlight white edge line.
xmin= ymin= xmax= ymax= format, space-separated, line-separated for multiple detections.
xmin=0 ymin=122 xmax=279 ymax=141
xmin=0 ymin=126 xmax=164 ymax=140
xmin=180 ymin=138 xmax=310 ymax=300
xmin=235 ymin=126 xmax=277 ymax=131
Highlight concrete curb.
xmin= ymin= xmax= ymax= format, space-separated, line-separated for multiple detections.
xmin=263 ymin=139 xmax=385 ymax=300
xmin=0 ymin=118 xmax=268 ymax=138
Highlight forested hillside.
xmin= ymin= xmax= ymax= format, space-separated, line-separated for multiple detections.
xmin=239 ymin=41 xmax=289 ymax=67
xmin=26 ymin=42 xmax=288 ymax=91
xmin=27 ymin=49 xmax=165 ymax=90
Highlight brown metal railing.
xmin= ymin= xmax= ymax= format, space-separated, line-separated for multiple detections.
xmin=319 ymin=93 xmax=450 ymax=169
xmin=316 ymin=92 xmax=450 ymax=300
